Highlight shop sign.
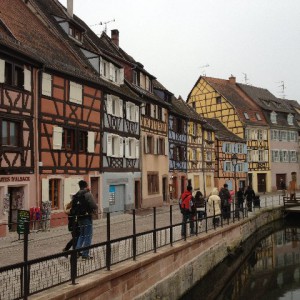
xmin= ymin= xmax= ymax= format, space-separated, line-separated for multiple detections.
xmin=0 ymin=176 xmax=30 ymax=183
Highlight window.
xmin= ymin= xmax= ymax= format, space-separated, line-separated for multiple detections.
xmin=175 ymin=118 xmax=184 ymax=134
xmin=69 ymin=81 xmax=83 ymax=105
xmin=280 ymin=131 xmax=287 ymax=141
xmin=62 ymin=128 xmax=75 ymax=150
xmin=257 ymin=130 xmax=263 ymax=140
xmin=280 ymin=150 xmax=289 ymax=162
xmin=147 ymin=172 xmax=159 ymax=194
xmin=224 ymin=161 xmax=231 ymax=171
xmin=237 ymin=144 xmax=243 ymax=153
xmin=289 ymin=131 xmax=296 ymax=142
xmin=271 ymin=150 xmax=280 ymax=162
xmin=271 ymin=129 xmax=279 ymax=140
xmin=125 ymin=138 xmax=138 ymax=159
xmin=216 ymin=96 xmax=222 ymax=104
xmin=270 ymin=111 xmax=277 ymax=124
xmin=247 ymin=150 xmax=252 ymax=162
xmin=0 ymin=59 xmax=31 ymax=90
xmin=126 ymin=102 xmax=138 ymax=122
xmin=192 ymin=102 xmax=196 ymax=109
xmin=224 ymin=143 xmax=231 ymax=153
xmin=69 ymin=25 xmax=82 ymax=41
xmin=106 ymin=95 xmax=123 ymax=117
xmin=258 ymin=149 xmax=268 ymax=162
xmin=191 ymin=123 xmax=197 ymax=136
xmin=191 ymin=148 xmax=197 ymax=161
xmin=145 ymin=76 xmax=151 ymax=92
xmin=236 ymin=163 xmax=243 ymax=172
xmin=52 ymin=126 xmax=92 ymax=152
xmin=107 ymin=134 xmax=123 ymax=157
xmin=49 ymin=178 xmax=60 ymax=209
xmin=1 ymin=120 xmax=20 ymax=146
xmin=287 ymin=114 xmax=294 ymax=126
xmin=174 ymin=146 xmax=184 ymax=161
xmin=244 ymin=112 xmax=249 ymax=120
xmin=206 ymin=151 xmax=212 ymax=161
xmin=133 ymin=70 xmax=138 ymax=85
xmin=206 ymin=175 xmax=212 ymax=188
xmin=207 ymin=131 xmax=212 ymax=141
xmin=289 ymin=151 xmax=297 ymax=162
xmin=255 ymin=113 xmax=262 ymax=121
xmin=144 ymin=135 xmax=153 ymax=154
xmin=78 ymin=131 xmax=87 ymax=152
xmin=157 ymin=137 xmax=165 ymax=155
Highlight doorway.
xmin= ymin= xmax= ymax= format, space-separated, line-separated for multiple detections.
xmin=257 ymin=173 xmax=266 ymax=193
xmin=276 ymin=174 xmax=286 ymax=190
xmin=162 ymin=177 xmax=168 ymax=202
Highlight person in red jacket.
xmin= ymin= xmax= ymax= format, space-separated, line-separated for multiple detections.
xmin=179 ymin=185 xmax=195 ymax=236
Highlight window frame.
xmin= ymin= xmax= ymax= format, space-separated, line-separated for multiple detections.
xmin=147 ymin=172 xmax=159 ymax=195
xmin=1 ymin=119 xmax=21 ymax=147
xmin=49 ymin=178 xmax=61 ymax=209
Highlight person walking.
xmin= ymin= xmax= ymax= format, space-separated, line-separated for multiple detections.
xmin=219 ymin=184 xmax=231 ymax=220
xmin=193 ymin=191 xmax=206 ymax=228
xmin=74 ymin=180 xmax=98 ymax=260
xmin=237 ymin=187 xmax=245 ymax=216
xmin=244 ymin=185 xmax=255 ymax=212
xmin=179 ymin=185 xmax=195 ymax=236
xmin=279 ymin=178 xmax=286 ymax=196
xmin=207 ymin=187 xmax=221 ymax=227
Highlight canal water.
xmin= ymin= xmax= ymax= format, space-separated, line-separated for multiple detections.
xmin=181 ymin=216 xmax=300 ymax=300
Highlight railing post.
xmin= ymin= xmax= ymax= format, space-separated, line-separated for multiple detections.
xmin=205 ymin=201 xmax=208 ymax=233
xmin=132 ymin=209 xmax=136 ymax=261
xmin=70 ymin=217 xmax=78 ymax=285
xmin=106 ymin=212 xmax=111 ymax=271
xmin=213 ymin=202 xmax=216 ymax=230
xmin=23 ymin=221 xmax=29 ymax=300
xmin=232 ymin=201 xmax=235 ymax=223
xmin=153 ymin=207 xmax=157 ymax=253
xmin=170 ymin=205 xmax=173 ymax=246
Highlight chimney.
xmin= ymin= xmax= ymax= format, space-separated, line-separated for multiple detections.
xmin=67 ymin=0 xmax=73 ymax=18
xmin=229 ymin=75 xmax=236 ymax=84
xmin=111 ymin=29 xmax=119 ymax=47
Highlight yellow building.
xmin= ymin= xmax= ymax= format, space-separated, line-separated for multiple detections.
xmin=187 ymin=75 xmax=271 ymax=193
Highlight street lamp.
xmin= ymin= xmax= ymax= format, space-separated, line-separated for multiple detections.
xmin=231 ymin=154 xmax=238 ymax=217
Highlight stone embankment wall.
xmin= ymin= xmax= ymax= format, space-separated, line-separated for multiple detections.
xmin=32 ymin=208 xmax=282 ymax=300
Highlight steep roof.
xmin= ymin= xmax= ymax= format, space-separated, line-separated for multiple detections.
xmin=238 ymin=83 xmax=292 ymax=113
xmin=0 ymin=0 xmax=142 ymax=102
xmin=207 ymin=118 xmax=245 ymax=142
xmin=200 ymin=76 xmax=268 ymax=127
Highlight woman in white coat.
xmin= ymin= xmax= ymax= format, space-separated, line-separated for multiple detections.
xmin=207 ymin=187 xmax=222 ymax=226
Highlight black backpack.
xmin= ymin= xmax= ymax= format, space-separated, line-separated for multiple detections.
xmin=70 ymin=191 xmax=90 ymax=218
xmin=219 ymin=188 xmax=229 ymax=206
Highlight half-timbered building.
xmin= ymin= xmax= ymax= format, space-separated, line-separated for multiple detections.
xmin=96 ymin=32 xmax=169 ymax=208
xmin=208 ymin=118 xmax=247 ymax=191
xmin=238 ymin=85 xmax=300 ymax=191
xmin=168 ymin=96 xmax=189 ymax=200
xmin=0 ymin=35 xmax=39 ymax=236
xmin=187 ymin=75 xmax=270 ymax=193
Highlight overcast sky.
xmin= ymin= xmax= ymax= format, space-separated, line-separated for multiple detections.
xmin=59 ymin=0 xmax=300 ymax=101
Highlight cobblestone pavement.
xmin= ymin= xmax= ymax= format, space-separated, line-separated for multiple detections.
xmin=0 ymin=193 xmax=283 ymax=267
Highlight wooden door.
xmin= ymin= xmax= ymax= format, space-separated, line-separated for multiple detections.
xmin=257 ymin=173 xmax=266 ymax=193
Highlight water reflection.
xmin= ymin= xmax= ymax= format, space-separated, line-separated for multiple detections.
xmin=181 ymin=217 xmax=300 ymax=300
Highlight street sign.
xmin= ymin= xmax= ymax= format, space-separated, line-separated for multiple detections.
xmin=17 ymin=210 xmax=30 ymax=235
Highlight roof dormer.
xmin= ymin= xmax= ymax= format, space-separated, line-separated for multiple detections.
xmin=270 ymin=111 xmax=277 ymax=124
xmin=287 ymin=113 xmax=294 ymax=126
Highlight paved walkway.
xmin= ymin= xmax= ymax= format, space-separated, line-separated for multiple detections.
xmin=0 ymin=193 xmax=283 ymax=267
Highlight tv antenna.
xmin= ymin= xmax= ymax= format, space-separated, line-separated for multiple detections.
xmin=277 ymin=81 xmax=286 ymax=99
xmin=90 ymin=19 xmax=115 ymax=34
xmin=199 ymin=64 xmax=210 ymax=76
xmin=242 ymin=73 xmax=250 ymax=85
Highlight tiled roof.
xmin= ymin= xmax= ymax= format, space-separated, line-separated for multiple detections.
xmin=207 ymin=118 xmax=245 ymax=142
xmin=201 ymin=76 xmax=268 ymax=126
xmin=0 ymin=0 xmax=143 ymax=103
xmin=238 ymin=83 xmax=293 ymax=113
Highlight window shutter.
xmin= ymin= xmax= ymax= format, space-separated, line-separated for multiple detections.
xmin=141 ymin=105 xmax=145 ymax=115
xmin=106 ymin=95 xmax=112 ymax=114
xmin=263 ymin=130 xmax=267 ymax=140
xmin=42 ymin=73 xmax=52 ymax=96
xmin=119 ymin=99 xmax=123 ymax=117
xmin=126 ymin=102 xmax=130 ymax=120
xmin=135 ymin=139 xmax=139 ymax=158
xmin=155 ymin=105 xmax=159 ymax=119
xmin=0 ymin=59 xmax=5 ymax=83
xmin=165 ymin=138 xmax=168 ymax=156
xmin=264 ymin=150 xmax=268 ymax=162
xmin=24 ymin=67 xmax=31 ymax=91
xmin=119 ymin=137 xmax=124 ymax=157
xmin=135 ymin=106 xmax=139 ymax=123
xmin=42 ymin=178 xmax=49 ymax=202
xmin=162 ymin=108 xmax=166 ymax=122
xmin=125 ymin=138 xmax=129 ymax=158
xmin=107 ymin=134 xmax=112 ymax=156
xmin=197 ymin=149 xmax=201 ymax=161
xmin=222 ymin=143 xmax=226 ymax=152
xmin=109 ymin=63 xmax=114 ymax=81
xmin=244 ymin=163 xmax=248 ymax=172
xmin=153 ymin=137 xmax=157 ymax=154
xmin=70 ymin=81 xmax=83 ymax=104
xmin=87 ymin=131 xmax=95 ymax=153
xmin=150 ymin=104 xmax=155 ymax=118
xmin=119 ymin=68 xmax=124 ymax=84
xmin=243 ymin=144 xmax=247 ymax=154
xmin=53 ymin=126 xmax=63 ymax=150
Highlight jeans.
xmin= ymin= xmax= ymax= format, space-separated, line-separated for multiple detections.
xmin=181 ymin=212 xmax=195 ymax=235
xmin=76 ymin=217 xmax=93 ymax=257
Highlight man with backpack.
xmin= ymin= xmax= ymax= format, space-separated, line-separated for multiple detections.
xmin=179 ymin=185 xmax=195 ymax=236
xmin=219 ymin=184 xmax=231 ymax=220
xmin=72 ymin=180 xmax=98 ymax=260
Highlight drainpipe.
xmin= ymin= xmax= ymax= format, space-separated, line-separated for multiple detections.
xmin=202 ymin=127 xmax=206 ymax=198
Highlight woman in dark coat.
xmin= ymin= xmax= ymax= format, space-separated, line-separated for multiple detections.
xmin=244 ymin=185 xmax=255 ymax=212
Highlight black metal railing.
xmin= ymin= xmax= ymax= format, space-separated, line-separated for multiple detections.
xmin=0 ymin=196 xmax=283 ymax=300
